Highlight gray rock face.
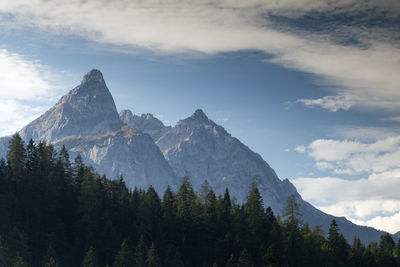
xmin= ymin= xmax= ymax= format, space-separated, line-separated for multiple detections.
xmin=19 ymin=69 xmax=124 ymax=143
xmin=14 ymin=70 xmax=177 ymax=193
xmin=127 ymin=108 xmax=388 ymax=244
xmin=53 ymin=126 xmax=177 ymax=192
xmin=119 ymin=109 xmax=170 ymax=141
xmin=120 ymin=110 xmax=165 ymax=131
xmin=0 ymin=69 xmax=389 ymax=244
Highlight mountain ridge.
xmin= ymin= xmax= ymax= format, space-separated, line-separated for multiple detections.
xmin=0 ymin=69 xmax=391 ymax=244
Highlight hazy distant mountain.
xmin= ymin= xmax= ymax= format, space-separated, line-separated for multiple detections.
xmin=0 ymin=69 xmax=390 ymax=244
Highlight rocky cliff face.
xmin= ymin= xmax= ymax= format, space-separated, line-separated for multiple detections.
xmin=14 ymin=70 xmax=177 ymax=192
xmin=0 ymin=69 xmax=388 ymax=244
xmin=52 ymin=126 xmax=177 ymax=192
xmin=120 ymin=108 xmax=389 ymax=244
xmin=19 ymin=70 xmax=124 ymax=143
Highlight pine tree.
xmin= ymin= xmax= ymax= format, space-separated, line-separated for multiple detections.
xmin=175 ymin=176 xmax=196 ymax=220
xmin=237 ymin=248 xmax=253 ymax=267
xmin=199 ymin=180 xmax=212 ymax=205
xmin=45 ymin=257 xmax=59 ymax=267
xmin=12 ymin=254 xmax=28 ymax=267
xmin=134 ymin=236 xmax=146 ymax=267
xmin=139 ymin=186 xmax=161 ymax=242
xmin=145 ymin=242 xmax=160 ymax=267
xmin=350 ymin=237 xmax=365 ymax=266
xmin=82 ymin=246 xmax=100 ymax=267
xmin=171 ymin=248 xmax=184 ymax=267
xmin=327 ymin=219 xmax=349 ymax=265
xmin=245 ymin=182 xmax=265 ymax=231
xmin=225 ymin=254 xmax=236 ymax=267
xmin=113 ymin=240 xmax=134 ymax=267
xmin=282 ymin=195 xmax=301 ymax=224
xmin=0 ymin=239 xmax=10 ymax=267
xmin=7 ymin=133 xmax=26 ymax=179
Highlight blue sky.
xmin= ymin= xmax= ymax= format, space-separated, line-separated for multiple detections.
xmin=0 ymin=0 xmax=400 ymax=233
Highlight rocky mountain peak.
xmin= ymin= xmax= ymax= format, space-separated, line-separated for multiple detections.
xmin=119 ymin=110 xmax=165 ymax=132
xmin=19 ymin=69 xmax=123 ymax=142
xmin=119 ymin=109 xmax=134 ymax=122
xmin=191 ymin=109 xmax=209 ymax=122
xmin=81 ymin=69 xmax=105 ymax=85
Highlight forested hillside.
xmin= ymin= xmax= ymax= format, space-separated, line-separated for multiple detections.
xmin=0 ymin=134 xmax=399 ymax=267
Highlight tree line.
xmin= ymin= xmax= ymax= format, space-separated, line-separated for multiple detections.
xmin=0 ymin=133 xmax=399 ymax=267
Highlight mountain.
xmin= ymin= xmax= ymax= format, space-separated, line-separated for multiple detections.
xmin=120 ymin=108 xmax=389 ymax=244
xmin=2 ymin=70 xmax=177 ymax=191
xmin=19 ymin=69 xmax=124 ymax=143
xmin=0 ymin=69 xmax=390 ymax=244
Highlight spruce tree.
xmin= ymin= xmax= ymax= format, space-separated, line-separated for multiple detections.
xmin=327 ymin=219 xmax=349 ymax=265
xmin=237 ymin=248 xmax=253 ymax=267
xmin=45 ymin=257 xmax=59 ymax=267
xmin=12 ymin=254 xmax=28 ymax=267
xmin=114 ymin=240 xmax=134 ymax=267
xmin=175 ymin=176 xmax=196 ymax=220
xmin=7 ymin=133 xmax=26 ymax=179
xmin=0 ymin=239 xmax=10 ymax=267
xmin=145 ymin=242 xmax=160 ymax=267
xmin=225 ymin=254 xmax=236 ymax=267
xmin=134 ymin=236 xmax=146 ymax=267
xmin=82 ymin=246 xmax=100 ymax=267
xmin=171 ymin=248 xmax=184 ymax=267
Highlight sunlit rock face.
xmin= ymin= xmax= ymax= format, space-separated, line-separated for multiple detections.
xmin=19 ymin=69 xmax=124 ymax=143
xmin=0 ymin=69 xmax=389 ymax=244
xmin=16 ymin=70 xmax=177 ymax=192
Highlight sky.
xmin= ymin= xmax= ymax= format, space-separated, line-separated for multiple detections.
xmin=0 ymin=0 xmax=400 ymax=233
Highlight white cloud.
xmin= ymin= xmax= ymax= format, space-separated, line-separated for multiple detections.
xmin=381 ymin=116 xmax=400 ymax=123
xmin=315 ymin=161 xmax=334 ymax=171
xmin=216 ymin=117 xmax=229 ymax=123
xmin=294 ymin=128 xmax=400 ymax=233
xmin=294 ymin=145 xmax=306 ymax=153
xmin=297 ymin=95 xmax=353 ymax=112
xmin=331 ymin=126 xmax=400 ymax=142
xmin=0 ymin=49 xmax=61 ymax=136
xmin=0 ymin=0 xmax=399 ymax=113
xmin=296 ymin=136 xmax=400 ymax=174
xmin=293 ymin=169 xmax=400 ymax=233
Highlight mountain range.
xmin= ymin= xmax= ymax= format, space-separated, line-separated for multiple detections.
xmin=0 ymin=69 xmax=389 ymax=244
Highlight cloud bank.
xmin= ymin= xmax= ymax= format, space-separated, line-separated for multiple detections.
xmin=0 ymin=0 xmax=399 ymax=113
xmin=0 ymin=49 xmax=61 ymax=136
xmin=294 ymin=129 xmax=400 ymax=233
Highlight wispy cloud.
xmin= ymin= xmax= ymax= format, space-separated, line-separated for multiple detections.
xmin=0 ymin=49 xmax=62 ymax=136
xmin=0 ymin=0 xmax=399 ymax=113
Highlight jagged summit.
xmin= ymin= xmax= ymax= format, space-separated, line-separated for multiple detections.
xmin=81 ymin=69 xmax=105 ymax=84
xmin=19 ymin=69 xmax=123 ymax=142
xmin=119 ymin=109 xmax=165 ymax=132
xmin=191 ymin=109 xmax=209 ymax=122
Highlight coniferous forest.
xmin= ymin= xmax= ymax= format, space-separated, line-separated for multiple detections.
xmin=0 ymin=133 xmax=399 ymax=267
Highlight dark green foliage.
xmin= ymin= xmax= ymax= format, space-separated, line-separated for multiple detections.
xmin=82 ymin=247 xmax=100 ymax=267
xmin=12 ymin=254 xmax=28 ymax=267
xmin=7 ymin=133 xmax=26 ymax=179
xmin=134 ymin=236 xmax=146 ymax=267
xmin=238 ymin=248 xmax=253 ymax=267
xmin=145 ymin=242 xmax=160 ymax=267
xmin=113 ymin=240 xmax=134 ymax=267
xmin=225 ymin=254 xmax=236 ymax=267
xmin=0 ymin=139 xmax=397 ymax=267
xmin=45 ymin=257 xmax=58 ymax=267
